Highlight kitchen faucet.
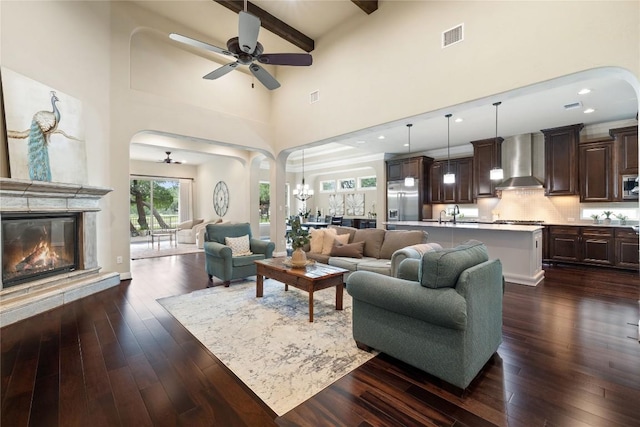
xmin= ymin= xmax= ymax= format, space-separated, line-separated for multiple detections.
xmin=452 ymin=205 xmax=460 ymax=225
xmin=439 ymin=210 xmax=447 ymax=224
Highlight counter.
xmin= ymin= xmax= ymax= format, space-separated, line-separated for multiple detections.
xmin=385 ymin=221 xmax=544 ymax=286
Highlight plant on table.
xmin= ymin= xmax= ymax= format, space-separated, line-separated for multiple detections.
xmin=590 ymin=214 xmax=601 ymax=224
xmin=615 ymin=213 xmax=628 ymax=225
xmin=286 ymin=216 xmax=311 ymax=267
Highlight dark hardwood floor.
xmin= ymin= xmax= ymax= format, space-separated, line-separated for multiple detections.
xmin=2 ymin=253 xmax=639 ymax=426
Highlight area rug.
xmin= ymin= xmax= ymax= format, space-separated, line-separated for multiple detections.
xmin=130 ymin=242 xmax=201 ymax=260
xmin=157 ymin=279 xmax=375 ymax=416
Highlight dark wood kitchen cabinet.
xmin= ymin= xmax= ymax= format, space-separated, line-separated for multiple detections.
xmin=547 ymin=226 xmax=581 ymax=263
xmin=581 ymin=227 xmax=615 ymax=266
xmin=610 ymin=125 xmax=638 ymax=174
xmin=431 ymin=158 xmax=473 ymax=204
xmin=545 ymin=225 xmax=634 ymax=269
xmin=542 ymin=123 xmax=584 ymax=196
xmin=579 ymin=139 xmax=614 ymax=202
xmin=471 ymin=137 xmax=503 ymax=198
xmin=614 ymin=228 xmax=639 ymax=269
xmin=386 ymin=156 xmax=432 ymax=182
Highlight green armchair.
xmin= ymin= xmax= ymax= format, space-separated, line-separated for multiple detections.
xmin=204 ymin=223 xmax=275 ymax=287
xmin=346 ymin=240 xmax=503 ymax=390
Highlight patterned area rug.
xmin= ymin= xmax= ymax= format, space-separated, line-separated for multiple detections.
xmin=157 ymin=279 xmax=375 ymax=416
xmin=130 ymin=242 xmax=201 ymax=260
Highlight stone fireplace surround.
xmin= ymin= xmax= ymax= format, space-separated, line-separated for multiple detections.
xmin=0 ymin=177 xmax=120 ymax=327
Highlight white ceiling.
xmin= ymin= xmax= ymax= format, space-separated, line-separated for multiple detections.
xmin=129 ymin=1 xmax=638 ymax=166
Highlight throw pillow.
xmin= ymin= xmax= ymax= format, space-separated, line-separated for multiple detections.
xmin=330 ymin=241 xmax=365 ymax=258
xmin=309 ymin=228 xmax=328 ymax=253
xmin=225 ymin=235 xmax=253 ymax=256
xmin=322 ymin=233 xmax=349 ymax=255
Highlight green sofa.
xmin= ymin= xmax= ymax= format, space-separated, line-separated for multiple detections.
xmin=204 ymin=223 xmax=275 ymax=286
xmin=346 ymin=240 xmax=503 ymax=390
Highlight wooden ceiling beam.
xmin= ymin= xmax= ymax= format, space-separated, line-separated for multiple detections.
xmin=351 ymin=0 xmax=378 ymax=15
xmin=213 ymin=0 xmax=315 ymax=52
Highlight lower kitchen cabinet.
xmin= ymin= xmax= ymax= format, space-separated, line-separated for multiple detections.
xmin=545 ymin=225 xmax=636 ymax=270
xmin=615 ymin=228 xmax=640 ymax=269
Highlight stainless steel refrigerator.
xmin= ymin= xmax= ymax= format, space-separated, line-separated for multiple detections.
xmin=387 ymin=180 xmax=420 ymax=222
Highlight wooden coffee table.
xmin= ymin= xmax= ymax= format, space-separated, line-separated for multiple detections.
xmin=255 ymin=258 xmax=348 ymax=322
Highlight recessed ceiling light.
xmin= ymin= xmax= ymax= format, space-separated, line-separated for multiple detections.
xmin=584 ymin=108 xmax=595 ymax=114
xmin=356 ymin=140 xmax=365 ymax=144
xmin=378 ymin=135 xmax=385 ymax=140
xmin=403 ymin=143 xmax=409 ymax=147
xmin=454 ymin=117 xmax=463 ymax=123
xmin=578 ymin=88 xmax=591 ymax=95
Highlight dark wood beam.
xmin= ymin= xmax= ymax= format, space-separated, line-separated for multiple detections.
xmin=213 ymin=0 xmax=314 ymax=52
xmin=351 ymin=0 xmax=378 ymax=15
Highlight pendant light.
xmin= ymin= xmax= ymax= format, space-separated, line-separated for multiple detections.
xmin=293 ymin=150 xmax=314 ymax=202
xmin=443 ymin=114 xmax=456 ymax=184
xmin=404 ymin=123 xmax=415 ymax=187
xmin=490 ymin=101 xmax=504 ymax=180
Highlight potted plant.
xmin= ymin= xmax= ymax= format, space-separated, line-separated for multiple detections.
xmin=590 ymin=214 xmax=601 ymax=224
xmin=298 ymin=208 xmax=311 ymax=223
xmin=602 ymin=211 xmax=613 ymax=225
xmin=615 ymin=213 xmax=628 ymax=225
xmin=285 ymin=216 xmax=311 ymax=267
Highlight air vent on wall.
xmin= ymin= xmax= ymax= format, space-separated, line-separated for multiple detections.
xmin=442 ymin=24 xmax=464 ymax=48
xmin=310 ymin=90 xmax=320 ymax=104
xmin=564 ymin=101 xmax=582 ymax=110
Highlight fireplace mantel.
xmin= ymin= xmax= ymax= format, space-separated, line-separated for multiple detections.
xmin=0 ymin=177 xmax=120 ymax=326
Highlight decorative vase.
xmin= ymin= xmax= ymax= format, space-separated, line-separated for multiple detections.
xmin=604 ymin=218 xmax=612 ymax=225
xmin=621 ymin=220 xmax=627 ymax=225
xmin=290 ymin=247 xmax=307 ymax=268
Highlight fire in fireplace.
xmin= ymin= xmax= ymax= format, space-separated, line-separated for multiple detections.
xmin=1 ymin=213 xmax=80 ymax=287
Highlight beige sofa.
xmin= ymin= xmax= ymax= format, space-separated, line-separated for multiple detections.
xmin=304 ymin=225 xmax=441 ymax=276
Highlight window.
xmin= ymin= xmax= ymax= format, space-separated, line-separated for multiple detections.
xmin=129 ymin=178 xmax=179 ymax=238
xmin=259 ymin=181 xmax=270 ymax=223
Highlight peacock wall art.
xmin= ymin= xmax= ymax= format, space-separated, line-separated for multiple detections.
xmin=2 ymin=67 xmax=87 ymax=184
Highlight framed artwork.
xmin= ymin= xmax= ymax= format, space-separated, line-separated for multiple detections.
xmin=338 ymin=178 xmax=356 ymax=192
xmin=345 ymin=193 xmax=365 ymax=216
xmin=358 ymin=176 xmax=377 ymax=190
xmin=328 ymin=194 xmax=344 ymax=216
xmin=319 ymin=179 xmax=336 ymax=193
xmin=2 ymin=67 xmax=87 ymax=184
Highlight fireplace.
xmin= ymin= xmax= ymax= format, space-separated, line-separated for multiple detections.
xmin=2 ymin=213 xmax=80 ymax=287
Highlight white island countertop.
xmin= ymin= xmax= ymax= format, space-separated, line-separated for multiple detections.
xmin=384 ymin=221 xmax=544 ymax=286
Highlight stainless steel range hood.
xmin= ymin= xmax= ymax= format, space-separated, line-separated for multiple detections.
xmin=495 ymin=133 xmax=544 ymax=190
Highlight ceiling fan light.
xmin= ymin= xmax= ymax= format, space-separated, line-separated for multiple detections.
xmin=490 ymin=168 xmax=504 ymax=180
xmin=404 ymin=176 xmax=415 ymax=187
xmin=443 ymin=173 xmax=456 ymax=184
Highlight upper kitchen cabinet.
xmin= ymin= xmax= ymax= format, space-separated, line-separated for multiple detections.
xmin=432 ymin=158 xmax=474 ymax=204
xmin=471 ymin=137 xmax=503 ymax=198
xmin=542 ymin=123 xmax=584 ymax=196
xmin=386 ymin=156 xmax=432 ymax=183
xmin=579 ymin=138 xmax=614 ymax=202
xmin=609 ymin=125 xmax=638 ymax=174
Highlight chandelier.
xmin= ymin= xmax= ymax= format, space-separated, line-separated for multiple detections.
xmin=293 ymin=150 xmax=314 ymax=202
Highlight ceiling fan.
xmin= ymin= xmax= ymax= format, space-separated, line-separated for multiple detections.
xmin=169 ymin=11 xmax=313 ymax=90
xmin=160 ymin=151 xmax=182 ymax=164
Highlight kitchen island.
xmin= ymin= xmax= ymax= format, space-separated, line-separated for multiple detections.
xmin=386 ymin=221 xmax=544 ymax=286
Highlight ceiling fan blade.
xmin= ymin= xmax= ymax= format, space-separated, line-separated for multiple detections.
xmin=257 ymin=53 xmax=313 ymax=66
xmin=203 ymin=62 xmax=239 ymax=80
xmin=169 ymin=33 xmax=235 ymax=57
xmin=239 ymin=11 xmax=260 ymax=54
xmin=249 ymin=64 xmax=281 ymax=90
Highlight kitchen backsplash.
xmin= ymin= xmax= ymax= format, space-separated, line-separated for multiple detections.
xmin=433 ymin=188 xmax=638 ymax=224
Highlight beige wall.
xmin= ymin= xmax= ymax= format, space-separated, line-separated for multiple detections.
xmin=271 ymin=1 xmax=640 ymax=151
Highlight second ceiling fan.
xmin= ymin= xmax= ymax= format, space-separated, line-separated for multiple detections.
xmin=170 ymin=11 xmax=313 ymax=90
